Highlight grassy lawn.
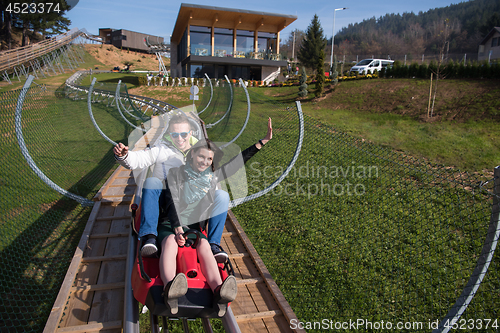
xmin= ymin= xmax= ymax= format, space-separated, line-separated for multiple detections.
xmin=301 ymin=108 xmax=500 ymax=173
xmin=251 ymin=79 xmax=500 ymax=174
xmin=78 ymin=72 xmax=142 ymax=89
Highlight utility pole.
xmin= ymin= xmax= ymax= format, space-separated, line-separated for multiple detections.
xmin=292 ymin=31 xmax=296 ymax=61
xmin=330 ymin=7 xmax=348 ymax=71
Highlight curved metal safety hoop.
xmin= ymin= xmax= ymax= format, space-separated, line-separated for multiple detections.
xmin=119 ymin=97 xmax=143 ymax=120
xmin=88 ymin=77 xmax=117 ymax=146
xmin=434 ymin=167 xmax=500 ymax=333
xmin=14 ymin=75 xmax=94 ymax=206
xmin=197 ymin=73 xmax=213 ymax=115
xmin=219 ymin=78 xmax=252 ymax=150
xmin=125 ymin=85 xmax=151 ymax=120
xmin=228 ymin=100 xmax=304 ymax=208
xmin=205 ymin=75 xmax=233 ymax=128
xmin=115 ymin=80 xmax=146 ymax=131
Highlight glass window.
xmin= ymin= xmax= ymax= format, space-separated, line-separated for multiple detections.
xmin=218 ymin=65 xmax=225 ymax=79
xmin=231 ymin=66 xmax=250 ymax=80
xmin=177 ymin=27 xmax=188 ymax=64
xmin=202 ymin=64 xmax=215 ymax=78
xmin=236 ymin=30 xmax=254 ymax=58
xmin=190 ymin=26 xmax=211 ymax=56
xmin=257 ymin=32 xmax=277 ymax=59
xmin=189 ymin=63 xmax=214 ymax=78
xmin=492 ymin=37 xmax=498 ymax=47
xmin=214 ymin=28 xmax=233 ymax=57
xmin=190 ymin=64 xmax=203 ymax=78
xmin=258 ymin=32 xmax=276 ymax=39
xmin=257 ymin=38 xmax=268 ymax=53
xmin=191 ymin=26 xmax=210 ymax=33
xmin=356 ymin=59 xmax=372 ymax=66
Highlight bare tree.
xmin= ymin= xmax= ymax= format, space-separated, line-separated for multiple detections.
xmin=406 ymin=23 xmax=426 ymax=56
xmin=429 ymin=18 xmax=455 ymax=118
xmin=280 ymin=29 xmax=305 ymax=61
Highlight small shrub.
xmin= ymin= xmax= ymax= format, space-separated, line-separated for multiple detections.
xmin=298 ymin=66 xmax=308 ymax=97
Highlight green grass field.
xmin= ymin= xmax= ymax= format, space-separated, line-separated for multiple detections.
xmin=259 ymin=79 xmax=500 ymax=174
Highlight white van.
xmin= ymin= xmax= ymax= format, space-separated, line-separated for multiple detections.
xmin=349 ymin=59 xmax=394 ymax=75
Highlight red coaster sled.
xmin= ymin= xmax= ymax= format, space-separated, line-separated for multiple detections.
xmin=130 ymin=203 xmax=235 ymax=318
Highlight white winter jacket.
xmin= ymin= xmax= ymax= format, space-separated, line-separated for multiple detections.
xmin=115 ymin=136 xmax=198 ymax=180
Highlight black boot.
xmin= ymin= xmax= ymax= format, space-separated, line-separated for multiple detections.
xmin=213 ymin=275 xmax=237 ymax=317
xmin=140 ymin=234 xmax=158 ymax=258
xmin=162 ymin=273 xmax=188 ymax=315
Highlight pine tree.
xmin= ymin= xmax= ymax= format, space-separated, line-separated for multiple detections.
xmin=315 ymin=49 xmax=325 ymax=97
xmin=331 ymin=55 xmax=339 ymax=84
xmin=297 ymin=14 xmax=327 ymax=70
xmin=0 ymin=0 xmax=70 ymax=49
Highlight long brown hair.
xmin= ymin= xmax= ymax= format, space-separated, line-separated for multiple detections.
xmin=186 ymin=139 xmax=224 ymax=172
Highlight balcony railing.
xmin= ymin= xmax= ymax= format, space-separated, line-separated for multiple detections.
xmin=190 ymin=47 xmax=282 ymax=61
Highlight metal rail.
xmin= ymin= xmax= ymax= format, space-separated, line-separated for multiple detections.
xmin=14 ymin=75 xmax=94 ymax=206
xmin=0 ymin=28 xmax=84 ymax=72
xmin=205 ymin=75 xmax=233 ymax=128
xmin=434 ymin=166 xmax=500 ymax=333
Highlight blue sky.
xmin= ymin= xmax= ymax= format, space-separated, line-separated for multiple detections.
xmin=66 ymin=0 xmax=463 ymax=42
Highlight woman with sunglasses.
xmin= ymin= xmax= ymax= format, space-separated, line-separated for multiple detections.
xmin=158 ymin=117 xmax=273 ymax=316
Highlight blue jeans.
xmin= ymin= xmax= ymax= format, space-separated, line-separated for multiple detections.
xmin=139 ymin=177 xmax=229 ymax=245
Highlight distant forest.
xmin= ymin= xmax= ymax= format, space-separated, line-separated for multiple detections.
xmin=281 ymin=0 xmax=500 ymax=59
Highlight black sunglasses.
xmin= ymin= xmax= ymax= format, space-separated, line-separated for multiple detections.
xmin=170 ymin=131 xmax=191 ymax=139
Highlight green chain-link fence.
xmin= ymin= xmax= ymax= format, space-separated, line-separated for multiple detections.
xmin=1 ymin=72 xmax=498 ymax=332
xmin=227 ymin=88 xmax=499 ymax=332
xmin=0 ymin=80 xmax=131 ymax=332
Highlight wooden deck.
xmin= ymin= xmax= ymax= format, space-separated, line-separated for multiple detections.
xmin=43 ymin=118 xmax=304 ymax=333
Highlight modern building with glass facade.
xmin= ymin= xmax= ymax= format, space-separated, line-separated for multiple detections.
xmin=99 ymin=28 xmax=164 ymax=53
xmin=170 ymin=3 xmax=297 ymax=81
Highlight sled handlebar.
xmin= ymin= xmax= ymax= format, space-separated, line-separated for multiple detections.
xmin=181 ymin=229 xmax=201 ymax=249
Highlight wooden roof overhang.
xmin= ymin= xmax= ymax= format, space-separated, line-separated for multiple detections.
xmin=171 ymin=3 xmax=297 ymax=44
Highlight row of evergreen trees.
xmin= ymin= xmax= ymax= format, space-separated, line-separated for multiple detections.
xmin=382 ymin=60 xmax=500 ymax=79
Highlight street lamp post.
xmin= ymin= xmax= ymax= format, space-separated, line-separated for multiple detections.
xmin=330 ymin=7 xmax=348 ymax=71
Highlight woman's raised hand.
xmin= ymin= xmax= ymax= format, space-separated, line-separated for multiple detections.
xmin=261 ymin=117 xmax=272 ymax=145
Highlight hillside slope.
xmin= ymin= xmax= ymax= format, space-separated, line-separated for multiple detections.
xmin=84 ymin=44 xmax=168 ymax=72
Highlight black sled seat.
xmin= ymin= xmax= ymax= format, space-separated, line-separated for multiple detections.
xmin=130 ymin=204 xmax=234 ymax=318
